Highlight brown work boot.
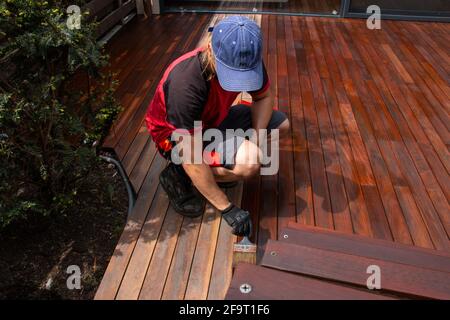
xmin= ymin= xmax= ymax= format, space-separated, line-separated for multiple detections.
xmin=159 ymin=163 xmax=205 ymax=217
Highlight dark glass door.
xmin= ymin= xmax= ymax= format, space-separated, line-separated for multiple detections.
xmin=162 ymin=0 xmax=343 ymax=16
xmin=347 ymin=0 xmax=450 ymax=17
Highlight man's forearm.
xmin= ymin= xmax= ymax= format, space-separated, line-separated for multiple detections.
xmin=182 ymin=163 xmax=231 ymax=211
xmin=251 ymin=94 xmax=273 ymax=136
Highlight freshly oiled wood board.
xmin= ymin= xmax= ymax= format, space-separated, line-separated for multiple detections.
xmin=275 ymin=15 xmax=297 ymax=233
xmin=282 ymin=224 xmax=450 ymax=273
xmin=261 ymin=239 xmax=450 ymax=300
xmin=287 ymin=222 xmax=450 ymax=258
xmin=226 ymin=263 xmax=394 ymax=300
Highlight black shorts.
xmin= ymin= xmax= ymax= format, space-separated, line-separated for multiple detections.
xmin=217 ymin=104 xmax=287 ymax=133
xmin=159 ymin=104 xmax=287 ymax=168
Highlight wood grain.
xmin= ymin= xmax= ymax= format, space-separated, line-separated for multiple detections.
xmin=226 ymin=263 xmax=395 ymax=300
xmin=262 ymin=240 xmax=450 ymax=299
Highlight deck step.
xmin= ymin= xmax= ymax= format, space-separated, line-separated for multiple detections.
xmin=260 ymin=226 xmax=450 ymax=299
xmin=226 ymin=225 xmax=450 ymax=300
xmin=283 ymin=222 xmax=450 ymax=272
xmin=226 ymin=263 xmax=394 ymax=300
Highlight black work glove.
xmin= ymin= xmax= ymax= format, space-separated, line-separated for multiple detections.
xmin=221 ymin=204 xmax=252 ymax=237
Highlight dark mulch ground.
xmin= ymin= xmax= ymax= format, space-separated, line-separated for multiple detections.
xmin=0 ymin=162 xmax=128 ymax=299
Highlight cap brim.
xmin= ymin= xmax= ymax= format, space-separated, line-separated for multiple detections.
xmin=215 ymin=59 xmax=263 ymax=92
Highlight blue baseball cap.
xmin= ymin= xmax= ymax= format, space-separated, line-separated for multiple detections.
xmin=211 ymin=16 xmax=263 ymax=92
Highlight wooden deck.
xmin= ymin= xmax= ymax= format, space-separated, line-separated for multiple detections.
xmin=95 ymin=13 xmax=450 ymax=300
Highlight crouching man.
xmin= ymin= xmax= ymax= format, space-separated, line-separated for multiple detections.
xmin=145 ymin=16 xmax=289 ymax=237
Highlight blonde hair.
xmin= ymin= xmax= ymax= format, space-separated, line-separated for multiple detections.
xmin=200 ymin=32 xmax=216 ymax=81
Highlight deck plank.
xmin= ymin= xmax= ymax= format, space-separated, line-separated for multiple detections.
xmin=276 ymin=15 xmax=297 ymax=234
xmin=184 ymin=204 xmax=222 ymax=300
xmin=226 ymin=263 xmax=394 ymax=300
xmin=256 ymin=14 xmax=279 ymax=261
xmin=207 ymin=186 xmax=240 ymax=300
xmin=287 ymin=17 xmax=315 ymax=227
xmin=283 ymin=224 xmax=450 ymax=272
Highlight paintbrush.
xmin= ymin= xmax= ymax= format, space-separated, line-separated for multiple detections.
xmin=232 ymin=232 xmax=257 ymax=267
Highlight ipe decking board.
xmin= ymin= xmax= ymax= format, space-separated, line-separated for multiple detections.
xmin=226 ymin=263 xmax=394 ymax=300
xmin=284 ymin=223 xmax=450 ymax=273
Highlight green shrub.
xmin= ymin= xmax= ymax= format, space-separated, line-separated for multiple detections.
xmin=0 ymin=0 xmax=122 ymax=227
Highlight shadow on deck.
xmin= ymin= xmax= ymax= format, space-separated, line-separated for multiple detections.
xmin=95 ymin=13 xmax=450 ymax=300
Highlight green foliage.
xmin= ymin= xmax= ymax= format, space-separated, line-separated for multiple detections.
xmin=0 ymin=0 xmax=122 ymax=227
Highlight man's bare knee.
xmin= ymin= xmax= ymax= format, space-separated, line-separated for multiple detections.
xmin=235 ymin=140 xmax=262 ymax=166
xmin=232 ymin=163 xmax=260 ymax=179
xmin=231 ymin=140 xmax=262 ymax=179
